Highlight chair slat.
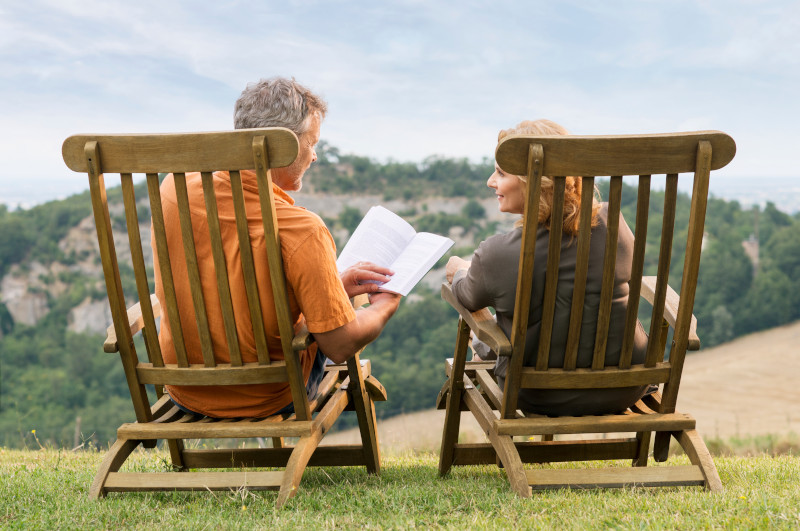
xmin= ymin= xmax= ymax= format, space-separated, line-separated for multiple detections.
xmin=618 ymin=175 xmax=650 ymax=369
xmin=85 ymin=142 xmax=152 ymax=422
xmin=229 ymin=170 xmax=271 ymax=365
xmin=200 ymin=172 xmax=243 ymax=366
xmin=519 ymin=363 xmax=671 ymax=389
xmin=252 ymin=135 xmax=310 ymax=420
xmin=645 ymin=174 xmax=678 ymax=367
xmin=173 ymin=173 xmax=215 ymax=367
xmin=121 ymin=174 xmax=163 ymax=367
xmin=136 ymin=362 xmax=289 ymax=386
xmin=147 ymin=173 xmax=189 ymax=367
xmin=526 ymin=465 xmax=704 ymax=489
xmin=563 ymin=176 xmax=595 ymax=370
xmin=502 ymin=144 xmax=543 ymax=419
xmin=536 ymin=176 xmax=566 ymax=371
xmin=661 ymin=141 xmax=713 ymax=413
xmin=592 ymin=176 xmax=622 ymax=369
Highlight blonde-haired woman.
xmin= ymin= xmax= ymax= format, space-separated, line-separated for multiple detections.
xmin=446 ymin=119 xmax=649 ymax=416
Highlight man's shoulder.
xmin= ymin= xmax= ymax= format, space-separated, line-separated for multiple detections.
xmin=277 ymin=202 xmax=328 ymax=232
xmin=276 ymin=203 xmax=334 ymax=256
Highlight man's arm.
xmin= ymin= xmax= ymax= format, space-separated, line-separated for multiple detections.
xmin=313 ymin=291 xmax=401 ymax=364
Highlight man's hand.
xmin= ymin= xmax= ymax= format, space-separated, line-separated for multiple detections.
xmin=340 ymin=261 xmax=394 ymax=298
xmin=446 ymin=256 xmax=471 ymax=283
xmin=366 ymin=290 xmax=402 ymax=312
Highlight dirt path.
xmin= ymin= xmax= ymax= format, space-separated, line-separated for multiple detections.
xmin=327 ymin=321 xmax=800 ymax=452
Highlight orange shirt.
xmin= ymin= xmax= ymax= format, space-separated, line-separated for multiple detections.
xmin=154 ymin=170 xmax=355 ymax=417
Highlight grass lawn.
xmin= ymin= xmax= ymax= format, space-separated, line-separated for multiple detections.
xmin=2 ymin=446 xmax=799 ymax=529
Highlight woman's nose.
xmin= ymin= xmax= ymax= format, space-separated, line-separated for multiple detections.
xmin=487 ymin=173 xmax=497 ymax=188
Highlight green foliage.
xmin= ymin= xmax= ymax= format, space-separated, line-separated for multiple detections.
xmin=307 ymin=141 xmax=493 ymax=200
xmin=2 ymin=151 xmax=799 ymax=447
xmin=462 ymin=198 xmax=486 ymax=220
xmin=364 ymin=288 xmax=459 ymax=419
xmin=337 ymin=206 xmax=362 ymax=234
xmin=0 ymin=324 xmax=132 ymax=448
xmin=0 ymin=191 xmax=93 ymax=276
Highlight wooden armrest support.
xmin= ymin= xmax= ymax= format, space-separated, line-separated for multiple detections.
xmin=104 ymin=294 xmax=161 ymax=353
xmin=292 ymin=325 xmax=313 ymax=352
xmin=441 ymin=283 xmax=512 ymax=357
xmin=641 ymin=276 xmax=700 ymax=350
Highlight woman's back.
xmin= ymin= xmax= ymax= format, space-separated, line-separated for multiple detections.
xmin=452 ymin=203 xmax=649 ymax=415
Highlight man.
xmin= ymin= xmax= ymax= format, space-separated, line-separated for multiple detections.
xmin=154 ymin=77 xmax=400 ymax=417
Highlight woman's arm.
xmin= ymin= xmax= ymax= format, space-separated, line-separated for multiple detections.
xmin=446 ymin=256 xmax=471 ymax=283
xmin=449 ymin=248 xmax=494 ymax=311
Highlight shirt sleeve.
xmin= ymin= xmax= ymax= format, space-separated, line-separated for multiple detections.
xmin=284 ymin=224 xmax=356 ymax=333
xmin=451 ymin=243 xmax=494 ymax=311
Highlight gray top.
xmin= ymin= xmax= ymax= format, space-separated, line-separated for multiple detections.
xmin=452 ymin=204 xmax=649 ymax=416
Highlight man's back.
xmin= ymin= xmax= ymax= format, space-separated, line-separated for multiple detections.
xmin=154 ymin=170 xmax=355 ymax=417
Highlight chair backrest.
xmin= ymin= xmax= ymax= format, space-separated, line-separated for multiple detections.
xmin=493 ymin=131 xmax=736 ymax=419
xmin=61 ymin=129 xmax=315 ymax=422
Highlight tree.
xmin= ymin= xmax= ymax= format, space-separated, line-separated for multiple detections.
xmin=462 ymin=199 xmax=486 ymax=220
xmin=338 ymin=206 xmax=363 ymax=235
xmin=705 ymin=305 xmax=734 ymax=347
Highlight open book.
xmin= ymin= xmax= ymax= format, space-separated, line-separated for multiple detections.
xmin=336 ymin=206 xmax=455 ymax=296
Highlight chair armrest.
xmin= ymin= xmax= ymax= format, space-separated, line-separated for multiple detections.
xmin=104 ymin=294 xmax=161 ymax=353
xmin=641 ymin=276 xmax=700 ymax=350
xmin=441 ymin=282 xmax=512 ymax=357
xmin=292 ymin=325 xmax=313 ymax=352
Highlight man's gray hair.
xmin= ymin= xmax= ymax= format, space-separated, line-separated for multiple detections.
xmin=234 ymin=77 xmax=327 ymax=135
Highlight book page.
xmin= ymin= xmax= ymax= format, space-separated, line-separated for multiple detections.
xmin=336 ymin=206 xmax=417 ymax=271
xmin=379 ymin=232 xmax=454 ymax=296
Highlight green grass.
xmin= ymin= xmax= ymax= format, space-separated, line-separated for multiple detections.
xmin=2 ymin=447 xmax=799 ymax=529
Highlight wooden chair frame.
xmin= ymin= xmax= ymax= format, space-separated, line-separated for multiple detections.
xmin=62 ymin=128 xmax=386 ymax=507
xmin=438 ymin=131 xmax=736 ymax=496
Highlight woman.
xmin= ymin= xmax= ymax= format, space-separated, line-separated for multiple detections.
xmin=445 ymin=119 xmax=649 ymax=416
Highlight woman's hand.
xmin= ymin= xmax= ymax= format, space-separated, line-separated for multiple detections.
xmin=446 ymin=256 xmax=471 ymax=283
xmin=340 ymin=261 xmax=394 ymax=298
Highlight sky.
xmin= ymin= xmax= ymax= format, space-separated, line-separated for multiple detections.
xmin=1 ymin=0 xmax=799 ymax=210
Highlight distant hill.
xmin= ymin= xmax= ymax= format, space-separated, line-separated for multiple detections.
xmin=1 ymin=152 xmax=799 ymax=448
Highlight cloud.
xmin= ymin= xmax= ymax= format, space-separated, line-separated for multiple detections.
xmin=1 ymin=0 xmax=799 ymax=208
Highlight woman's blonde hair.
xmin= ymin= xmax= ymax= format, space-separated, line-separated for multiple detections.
xmin=498 ymin=119 xmax=601 ymax=235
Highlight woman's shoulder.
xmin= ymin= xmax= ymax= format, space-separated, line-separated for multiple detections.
xmin=475 ymin=227 xmax=522 ymax=264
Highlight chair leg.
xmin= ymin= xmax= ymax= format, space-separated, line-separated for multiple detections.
xmin=276 ymin=431 xmax=324 ymax=508
xmin=166 ymin=439 xmax=187 ymax=470
xmin=347 ymin=356 xmax=381 ymax=475
xmin=439 ymin=319 xmax=471 ymax=477
xmin=490 ymin=432 xmax=531 ymax=498
xmin=438 ymin=383 xmax=463 ymax=476
xmin=271 ymin=437 xmax=284 ymax=449
xmin=676 ymin=429 xmax=723 ymax=492
xmin=633 ymin=431 xmax=651 ymax=467
xmin=653 ymin=431 xmax=671 ymax=462
xmin=89 ymin=439 xmax=141 ymax=499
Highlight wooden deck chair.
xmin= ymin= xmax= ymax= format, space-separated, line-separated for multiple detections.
xmin=62 ymin=128 xmax=386 ymax=507
xmin=437 ymin=131 xmax=736 ymax=496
